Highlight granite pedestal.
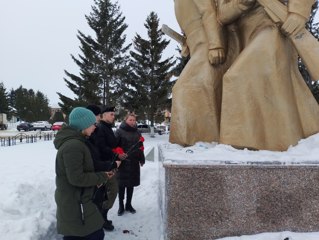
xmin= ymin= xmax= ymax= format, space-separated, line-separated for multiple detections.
xmin=160 ymin=147 xmax=319 ymax=240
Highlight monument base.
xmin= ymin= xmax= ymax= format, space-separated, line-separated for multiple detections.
xmin=159 ymin=145 xmax=319 ymax=240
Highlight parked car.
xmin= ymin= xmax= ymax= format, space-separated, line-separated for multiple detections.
xmin=51 ymin=122 xmax=65 ymax=131
xmin=155 ymin=125 xmax=170 ymax=135
xmin=32 ymin=121 xmax=52 ymax=131
xmin=17 ymin=122 xmax=33 ymax=131
xmin=137 ymin=124 xmax=163 ymax=134
xmin=137 ymin=124 xmax=150 ymax=133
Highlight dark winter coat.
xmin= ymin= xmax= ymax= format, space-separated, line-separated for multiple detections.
xmin=91 ymin=121 xmax=117 ymax=163
xmin=54 ymin=126 xmax=108 ymax=237
xmin=115 ymin=122 xmax=145 ymax=187
xmin=87 ymin=127 xmax=116 ymax=172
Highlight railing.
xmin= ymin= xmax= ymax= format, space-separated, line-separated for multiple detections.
xmin=0 ymin=132 xmax=55 ymax=147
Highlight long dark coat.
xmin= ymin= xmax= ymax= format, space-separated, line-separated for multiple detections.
xmin=91 ymin=121 xmax=117 ymax=163
xmin=115 ymin=122 xmax=145 ymax=187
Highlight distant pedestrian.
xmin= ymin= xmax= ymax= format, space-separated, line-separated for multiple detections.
xmin=115 ymin=112 xmax=145 ymax=215
xmin=54 ymin=107 xmax=111 ymax=240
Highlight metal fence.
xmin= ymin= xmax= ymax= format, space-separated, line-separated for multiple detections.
xmin=0 ymin=132 xmax=55 ymax=147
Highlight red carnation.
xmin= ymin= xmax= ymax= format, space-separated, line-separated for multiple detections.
xmin=112 ymin=147 xmax=124 ymax=154
xmin=139 ymin=136 xmax=145 ymax=142
xmin=139 ymin=146 xmax=144 ymax=151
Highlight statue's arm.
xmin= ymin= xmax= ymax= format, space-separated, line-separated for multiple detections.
xmin=288 ymin=0 xmax=315 ymax=19
xmin=194 ymin=0 xmax=226 ymax=64
xmin=216 ymin=0 xmax=255 ymax=25
xmin=194 ymin=0 xmax=223 ymax=50
xmin=281 ymin=0 xmax=315 ymax=36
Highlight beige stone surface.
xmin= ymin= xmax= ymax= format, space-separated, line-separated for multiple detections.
xmin=169 ymin=0 xmax=239 ymax=146
xmin=169 ymin=0 xmax=319 ymax=151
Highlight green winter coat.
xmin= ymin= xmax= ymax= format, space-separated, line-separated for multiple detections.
xmin=54 ymin=126 xmax=108 ymax=237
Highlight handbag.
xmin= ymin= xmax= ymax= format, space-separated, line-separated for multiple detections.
xmin=92 ymin=184 xmax=108 ymax=208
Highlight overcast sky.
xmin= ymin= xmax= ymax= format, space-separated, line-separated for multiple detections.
xmin=1 ymin=1 xmax=318 ymax=106
xmin=0 ymin=0 xmax=179 ymax=105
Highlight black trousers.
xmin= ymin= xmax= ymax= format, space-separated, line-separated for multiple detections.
xmin=118 ymin=186 xmax=134 ymax=204
xmin=63 ymin=229 xmax=104 ymax=240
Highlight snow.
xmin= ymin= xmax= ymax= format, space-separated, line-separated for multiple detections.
xmin=1 ymin=130 xmax=319 ymax=240
xmin=161 ymin=133 xmax=319 ymax=165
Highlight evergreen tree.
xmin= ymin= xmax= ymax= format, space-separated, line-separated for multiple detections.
xmin=128 ymin=12 xmax=175 ymax=126
xmin=299 ymin=1 xmax=319 ymax=102
xmin=0 ymin=82 xmax=9 ymax=114
xmin=7 ymin=88 xmax=16 ymax=119
xmin=12 ymin=86 xmax=27 ymax=121
xmin=34 ymin=91 xmax=51 ymax=120
xmin=13 ymin=86 xmax=50 ymax=122
xmin=58 ymin=0 xmax=131 ymax=115
xmin=8 ymin=88 xmax=16 ymax=109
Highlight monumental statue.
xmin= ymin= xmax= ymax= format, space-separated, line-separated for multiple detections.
xmin=169 ymin=0 xmax=319 ymax=151
xmin=169 ymin=0 xmax=240 ymax=146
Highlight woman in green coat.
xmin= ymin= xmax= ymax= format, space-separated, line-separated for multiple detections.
xmin=54 ymin=107 xmax=111 ymax=240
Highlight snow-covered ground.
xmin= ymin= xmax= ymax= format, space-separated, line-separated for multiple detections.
xmin=1 ymin=128 xmax=319 ymax=240
xmin=0 ymin=130 xmax=168 ymax=240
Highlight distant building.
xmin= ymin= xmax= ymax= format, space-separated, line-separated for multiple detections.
xmin=49 ymin=104 xmax=63 ymax=120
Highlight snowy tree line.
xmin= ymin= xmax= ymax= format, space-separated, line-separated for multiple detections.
xmin=0 ymin=83 xmax=51 ymax=122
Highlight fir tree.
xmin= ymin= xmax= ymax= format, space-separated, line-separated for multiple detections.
xmin=58 ymin=0 xmax=131 ymax=114
xmin=13 ymin=86 xmax=50 ymax=122
xmin=128 ymin=12 xmax=175 ymax=126
xmin=0 ymin=82 xmax=9 ymax=114
xmin=34 ymin=91 xmax=51 ymax=121
xmin=7 ymin=88 xmax=16 ymax=119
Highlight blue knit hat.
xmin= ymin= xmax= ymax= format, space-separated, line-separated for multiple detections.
xmin=69 ymin=107 xmax=96 ymax=131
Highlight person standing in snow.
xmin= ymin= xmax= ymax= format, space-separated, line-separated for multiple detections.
xmin=86 ymin=104 xmax=121 ymax=231
xmin=115 ymin=112 xmax=145 ymax=216
xmin=54 ymin=107 xmax=111 ymax=240
xmin=91 ymin=106 xmax=127 ymax=231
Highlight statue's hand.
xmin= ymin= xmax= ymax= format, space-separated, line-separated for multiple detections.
xmin=208 ymin=48 xmax=225 ymax=65
xmin=281 ymin=13 xmax=307 ymax=36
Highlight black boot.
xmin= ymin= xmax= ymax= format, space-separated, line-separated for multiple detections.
xmin=118 ymin=201 xmax=125 ymax=216
xmin=118 ymin=186 xmax=125 ymax=216
xmin=125 ymin=187 xmax=136 ymax=214
xmin=103 ymin=209 xmax=114 ymax=231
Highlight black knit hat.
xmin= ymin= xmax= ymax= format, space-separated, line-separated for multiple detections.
xmin=102 ymin=106 xmax=115 ymax=113
xmin=86 ymin=105 xmax=101 ymax=116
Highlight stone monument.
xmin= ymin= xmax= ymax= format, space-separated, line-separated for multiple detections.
xmin=168 ymin=0 xmax=240 ymax=147
xmin=168 ymin=0 xmax=319 ymax=151
xmin=160 ymin=1 xmax=319 ymax=239
xmin=160 ymin=145 xmax=319 ymax=240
